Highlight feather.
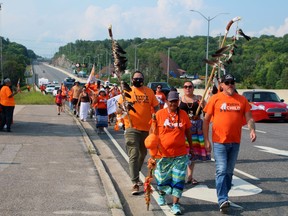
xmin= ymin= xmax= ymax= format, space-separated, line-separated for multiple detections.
xmin=238 ymin=29 xmax=251 ymax=41
xmin=215 ymin=45 xmax=231 ymax=54
xmin=115 ymin=42 xmax=126 ymax=54
xmin=121 ymin=81 xmax=132 ymax=92
xmin=124 ymin=92 xmax=131 ymax=99
xmin=203 ymin=59 xmax=219 ymax=67
xmin=211 ymin=53 xmax=227 ymax=58
xmin=126 ymin=102 xmax=136 ymax=113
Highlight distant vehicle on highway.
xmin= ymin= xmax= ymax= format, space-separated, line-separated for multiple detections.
xmin=52 ymin=80 xmax=59 ymax=84
xmin=52 ymin=86 xmax=61 ymax=96
xmin=179 ymin=74 xmax=194 ymax=79
xmin=147 ymin=82 xmax=171 ymax=96
xmin=46 ymin=84 xmax=56 ymax=94
xmin=63 ymin=77 xmax=76 ymax=90
xmin=77 ymin=71 xmax=87 ymax=78
xmin=242 ymin=90 xmax=288 ymax=121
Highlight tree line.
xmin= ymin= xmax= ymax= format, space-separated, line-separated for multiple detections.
xmin=0 ymin=37 xmax=36 ymax=85
xmin=54 ymin=34 xmax=288 ymax=89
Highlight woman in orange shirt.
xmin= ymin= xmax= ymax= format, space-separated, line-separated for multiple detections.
xmin=154 ymin=91 xmax=192 ymax=215
xmin=0 ymin=78 xmax=18 ymax=132
xmin=93 ymin=88 xmax=109 ymax=134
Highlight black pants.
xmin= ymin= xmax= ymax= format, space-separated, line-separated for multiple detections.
xmin=0 ymin=105 xmax=15 ymax=130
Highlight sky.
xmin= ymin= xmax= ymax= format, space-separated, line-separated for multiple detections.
xmin=1 ymin=0 xmax=288 ymax=58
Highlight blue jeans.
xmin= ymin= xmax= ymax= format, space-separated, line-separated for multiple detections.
xmin=213 ymin=143 xmax=240 ymax=206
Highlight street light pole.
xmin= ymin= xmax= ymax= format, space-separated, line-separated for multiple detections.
xmin=167 ymin=47 xmax=170 ymax=84
xmin=190 ymin=10 xmax=228 ymax=87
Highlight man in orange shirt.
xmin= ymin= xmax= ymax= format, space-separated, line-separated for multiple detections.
xmin=203 ymin=74 xmax=256 ymax=212
xmin=0 ymin=78 xmax=18 ymax=132
xmin=117 ymin=71 xmax=159 ymax=195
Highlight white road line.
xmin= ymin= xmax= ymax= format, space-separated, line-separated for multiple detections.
xmin=242 ymin=127 xmax=266 ymax=134
xmin=104 ymin=128 xmax=260 ymax=214
xmin=104 ymin=128 xmax=175 ymax=216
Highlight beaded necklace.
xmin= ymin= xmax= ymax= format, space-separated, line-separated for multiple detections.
xmin=166 ymin=108 xmax=179 ymax=128
xmin=184 ymin=95 xmax=195 ymax=119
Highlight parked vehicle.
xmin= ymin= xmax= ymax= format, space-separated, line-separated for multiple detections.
xmin=63 ymin=77 xmax=76 ymax=90
xmin=147 ymin=82 xmax=171 ymax=96
xmin=242 ymin=90 xmax=288 ymax=121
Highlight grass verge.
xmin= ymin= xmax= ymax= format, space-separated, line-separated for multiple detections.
xmin=14 ymin=91 xmax=55 ymax=105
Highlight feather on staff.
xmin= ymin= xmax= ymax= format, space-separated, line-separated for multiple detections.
xmin=108 ymin=25 xmax=134 ymax=127
xmin=196 ymin=16 xmax=242 ymax=117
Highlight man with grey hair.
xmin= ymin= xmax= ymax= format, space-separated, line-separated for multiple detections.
xmin=0 ymin=78 xmax=18 ymax=132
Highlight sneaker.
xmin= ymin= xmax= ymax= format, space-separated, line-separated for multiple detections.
xmin=131 ymin=184 xmax=140 ymax=195
xmin=219 ymin=200 xmax=230 ymax=212
xmin=136 ymin=181 xmax=143 ymax=186
xmin=171 ymin=203 xmax=182 ymax=215
xmin=157 ymin=194 xmax=166 ymax=206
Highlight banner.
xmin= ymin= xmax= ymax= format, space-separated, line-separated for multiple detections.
xmin=107 ymin=95 xmax=121 ymax=115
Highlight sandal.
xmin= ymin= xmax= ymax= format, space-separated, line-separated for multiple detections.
xmin=187 ymin=178 xmax=199 ymax=185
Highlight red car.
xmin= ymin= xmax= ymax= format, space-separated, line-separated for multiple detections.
xmin=242 ymin=91 xmax=288 ymax=122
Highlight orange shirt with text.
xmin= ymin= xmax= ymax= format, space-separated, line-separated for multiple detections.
xmin=203 ymin=92 xmax=251 ymax=143
xmin=156 ymin=108 xmax=191 ymax=157
xmin=118 ymin=86 xmax=159 ymax=131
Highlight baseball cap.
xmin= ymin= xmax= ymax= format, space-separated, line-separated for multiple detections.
xmin=167 ymin=91 xmax=179 ymax=101
xmin=221 ymin=74 xmax=235 ymax=82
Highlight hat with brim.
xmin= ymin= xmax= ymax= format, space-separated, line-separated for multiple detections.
xmin=221 ymin=74 xmax=235 ymax=82
xmin=167 ymin=91 xmax=179 ymax=101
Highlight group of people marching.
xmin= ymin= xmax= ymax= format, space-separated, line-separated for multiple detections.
xmin=55 ymin=79 xmax=120 ymax=134
xmin=115 ymin=71 xmax=256 ymax=215
xmin=54 ymin=70 xmax=256 ymax=215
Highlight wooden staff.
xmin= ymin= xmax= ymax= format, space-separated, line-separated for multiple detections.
xmin=108 ymin=25 xmax=133 ymax=128
xmin=195 ymin=16 xmax=241 ymax=116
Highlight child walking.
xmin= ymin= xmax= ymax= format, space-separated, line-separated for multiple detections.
xmin=55 ymin=90 xmax=63 ymax=115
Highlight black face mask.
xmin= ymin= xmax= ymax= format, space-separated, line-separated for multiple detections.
xmin=132 ymin=78 xmax=144 ymax=88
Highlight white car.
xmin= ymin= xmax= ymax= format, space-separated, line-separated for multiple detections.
xmin=45 ymin=84 xmax=56 ymax=94
xmin=52 ymin=86 xmax=61 ymax=96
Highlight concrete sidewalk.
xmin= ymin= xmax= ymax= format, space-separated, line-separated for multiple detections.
xmin=0 ymin=105 xmax=124 ymax=216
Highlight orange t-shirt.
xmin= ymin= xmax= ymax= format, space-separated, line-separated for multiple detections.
xmin=155 ymin=92 xmax=166 ymax=109
xmin=0 ymin=86 xmax=15 ymax=106
xmin=61 ymin=85 xmax=68 ymax=97
xmin=118 ymin=86 xmax=159 ymax=131
xmin=203 ymin=92 xmax=251 ymax=143
xmin=156 ymin=108 xmax=191 ymax=157
xmin=95 ymin=94 xmax=109 ymax=109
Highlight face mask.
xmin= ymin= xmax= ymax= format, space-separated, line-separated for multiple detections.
xmin=132 ymin=78 xmax=144 ymax=88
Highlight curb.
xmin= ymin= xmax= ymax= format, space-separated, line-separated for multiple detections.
xmin=70 ymin=111 xmax=125 ymax=216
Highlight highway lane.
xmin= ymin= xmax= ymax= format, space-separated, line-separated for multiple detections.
xmin=44 ymin=65 xmax=288 ymax=215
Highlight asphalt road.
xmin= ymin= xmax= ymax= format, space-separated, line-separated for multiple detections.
xmin=34 ymin=63 xmax=288 ymax=216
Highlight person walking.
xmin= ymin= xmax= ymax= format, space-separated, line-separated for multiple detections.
xmin=0 ymin=78 xmax=19 ymax=132
xmin=77 ymin=86 xmax=91 ymax=122
xmin=154 ymin=91 xmax=193 ymax=215
xmin=155 ymin=84 xmax=166 ymax=109
xmin=71 ymin=81 xmax=81 ymax=116
xmin=179 ymin=81 xmax=208 ymax=185
xmin=55 ymin=89 xmax=63 ymax=115
xmin=117 ymin=71 xmax=159 ymax=195
xmin=93 ymin=88 xmax=109 ymax=133
xmin=203 ymin=74 xmax=256 ymax=212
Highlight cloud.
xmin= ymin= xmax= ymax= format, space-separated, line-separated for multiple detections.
xmin=259 ymin=17 xmax=288 ymax=37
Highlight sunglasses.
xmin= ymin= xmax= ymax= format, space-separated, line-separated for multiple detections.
xmin=224 ymin=80 xmax=235 ymax=85
xmin=183 ymin=85 xmax=193 ymax=89
xmin=157 ymin=86 xmax=162 ymax=89
xmin=132 ymin=78 xmax=143 ymax=82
